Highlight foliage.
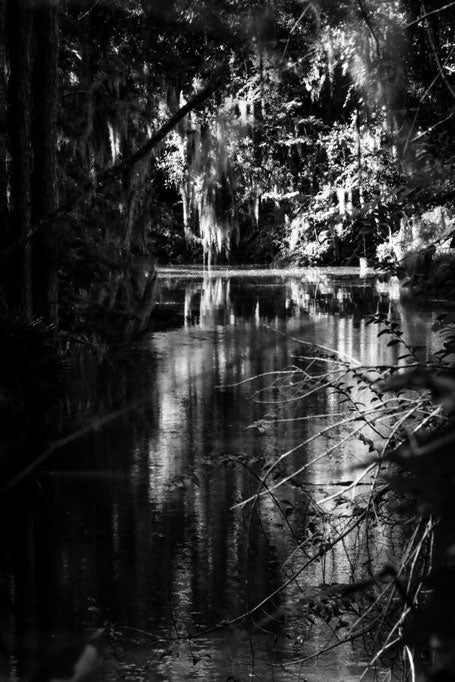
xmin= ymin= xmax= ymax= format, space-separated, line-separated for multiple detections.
xmin=234 ymin=310 xmax=455 ymax=679
xmin=3 ymin=0 xmax=455 ymax=306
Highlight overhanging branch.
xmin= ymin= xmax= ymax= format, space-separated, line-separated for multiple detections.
xmin=406 ymin=0 xmax=455 ymax=28
xmin=1 ymin=78 xmax=221 ymax=259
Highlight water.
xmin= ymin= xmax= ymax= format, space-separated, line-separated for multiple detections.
xmin=0 ymin=268 xmax=444 ymax=681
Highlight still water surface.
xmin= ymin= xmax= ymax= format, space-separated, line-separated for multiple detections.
xmin=0 ymin=268 xmax=444 ymax=681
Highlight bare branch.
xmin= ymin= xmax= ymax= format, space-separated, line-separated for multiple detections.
xmin=405 ymin=0 xmax=455 ymax=29
xmin=421 ymin=1 xmax=455 ymax=99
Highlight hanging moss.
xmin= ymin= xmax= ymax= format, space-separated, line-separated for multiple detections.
xmin=172 ymin=97 xmax=244 ymax=262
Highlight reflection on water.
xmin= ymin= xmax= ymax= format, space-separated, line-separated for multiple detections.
xmin=0 ymin=268 xmax=444 ymax=681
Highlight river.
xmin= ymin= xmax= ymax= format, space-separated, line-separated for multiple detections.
xmin=0 ymin=267 xmax=444 ymax=681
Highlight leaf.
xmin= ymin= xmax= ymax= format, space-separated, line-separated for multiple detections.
xmin=335 ymin=620 xmax=349 ymax=632
xmin=387 ymin=339 xmax=402 ymax=347
xmin=245 ymin=419 xmax=269 ymax=434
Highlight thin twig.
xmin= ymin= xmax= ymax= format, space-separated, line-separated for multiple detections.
xmin=78 ymin=0 xmax=101 ymax=21
xmin=0 ymin=395 xmax=152 ymax=495
xmin=405 ymin=645 xmax=416 ymax=682
xmin=421 ymin=1 xmax=455 ymax=100
xmin=405 ymin=1 xmax=455 ymax=28
xmin=232 ymin=409 xmax=404 ymax=510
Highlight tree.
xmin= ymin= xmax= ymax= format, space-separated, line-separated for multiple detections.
xmin=31 ymin=0 xmax=59 ymax=322
xmin=0 ymin=0 xmax=7 ymax=236
xmin=6 ymin=0 xmax=33 ymax=316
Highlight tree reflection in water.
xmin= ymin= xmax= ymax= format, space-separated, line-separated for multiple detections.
xmin=0 ymin=268 xmax=443 ymax=681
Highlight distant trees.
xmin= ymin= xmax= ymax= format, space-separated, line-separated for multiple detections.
xmin=224 ymin=0 xmax=455 ymax=265
xmin=0 ymin=0 xmax=454 ymax=328
xmin=156 ymin=0 xmax=455 ymax=265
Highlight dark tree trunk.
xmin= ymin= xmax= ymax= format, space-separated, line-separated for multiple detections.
xmin=0 ymin=0 xmax=8 ymax=235
xmin=31 ymin=0 xmax=59 ymax=323
xmin=6 ymin=0 xmax=33 ymax=316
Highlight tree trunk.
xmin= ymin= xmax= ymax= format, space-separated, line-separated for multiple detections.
xmin=31 ymin=0 xmax=59 ymax=323
xmin=6 ymin=0 xmax=33 ymax=317
xmin=0 ymin=0 xmax=8 ymax=235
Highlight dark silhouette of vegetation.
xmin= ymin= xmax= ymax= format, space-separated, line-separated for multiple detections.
xmin=236 ymin=314 xmax=455 ymax=680
xmin=1 ymin=0 xmax=455 ymax=679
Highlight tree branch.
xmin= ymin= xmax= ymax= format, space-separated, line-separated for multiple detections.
xmin=420 ymin=1 xmax=455 ymax=100
xmin=357 ymin=0 xmax=382 ymax=58
xmin=0 ymin=78 xmax=221 ymax=259
xmin=406 ymin=0 xmax=455 ymax=29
